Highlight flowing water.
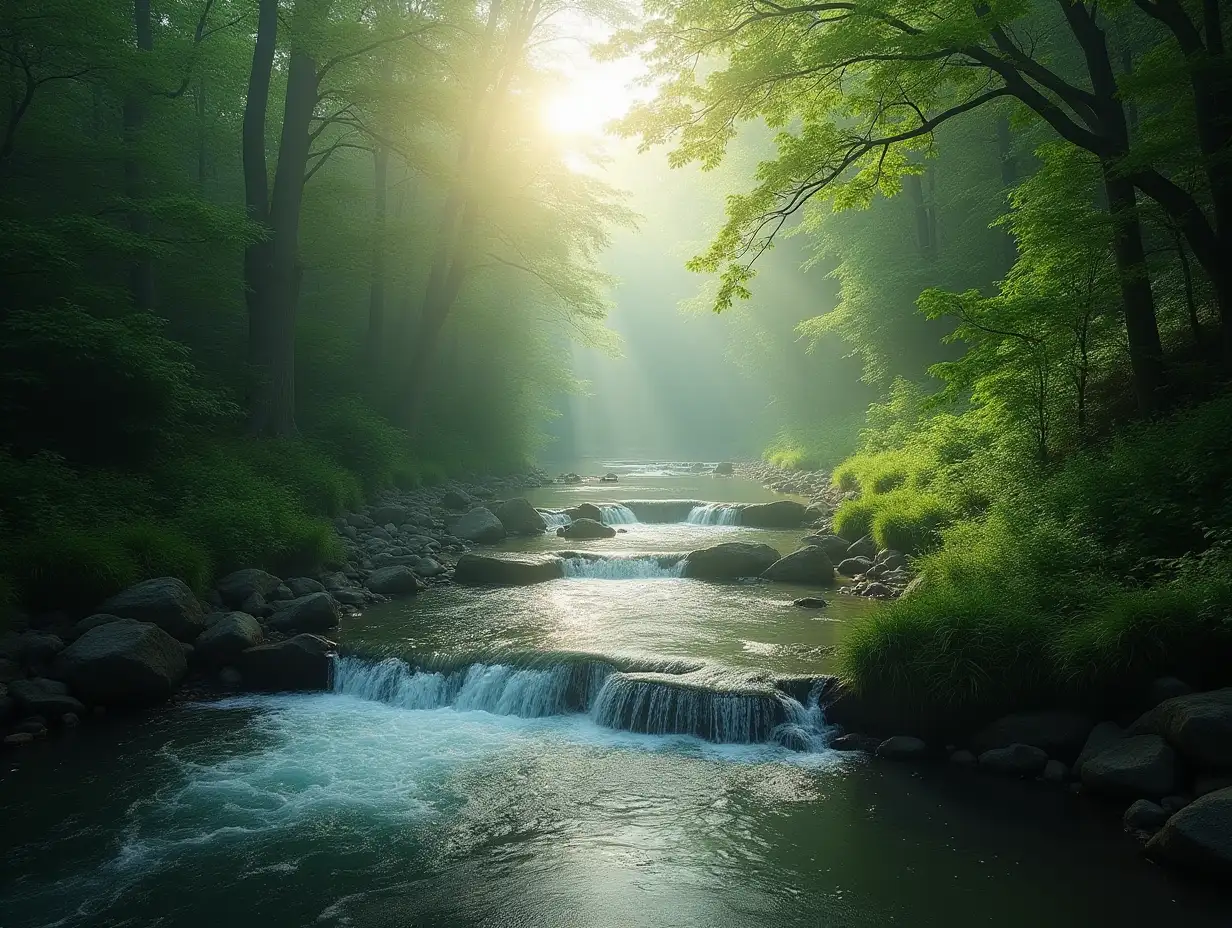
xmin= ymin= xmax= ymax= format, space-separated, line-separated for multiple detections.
xmin=1 ymin=463 xmax=1227 ymax=927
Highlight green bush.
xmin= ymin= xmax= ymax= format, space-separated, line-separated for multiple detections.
xmin=115 ymin=522 xmax=213 ymax=594
xmin=11 ymin=527 xmax=139 ymax=613
xmin=308 ymin=396 xmax=419 ymax=492
xmin=871 ymin=491 xmax=954 ymax=554
xmin=235 ymin=438 xmax=363 ymax=516
xmin=833 ymin=497 xmax=877 ymax=541
xmin=763 ymin=420 xmax=861 ymax=473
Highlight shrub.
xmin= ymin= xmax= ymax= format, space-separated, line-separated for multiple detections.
xmin=10 ymin=527 xmax=139 ymax=613
xmin=871 ymin=492 xmax=954 ymax=554
xmin=115 ymin=522 xmax=213 ymax=593
xmin=308 ymin=396 xmax=418 ymax=492
xmin=235 ymin=438 xmax=363 ymax=516
xmin=833 ymin=497 xmax=877 ymax=541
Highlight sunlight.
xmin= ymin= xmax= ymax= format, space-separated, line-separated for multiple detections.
xmin=542 ymin=56 xmax=646 ymax=139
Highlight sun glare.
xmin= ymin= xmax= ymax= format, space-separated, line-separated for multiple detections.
xmin=542 ymin=58 xmax=646 ymax=138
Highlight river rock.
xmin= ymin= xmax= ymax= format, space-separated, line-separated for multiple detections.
xmin=193 ymin=613 xmax=263 ymax=666
xmin=1043 ymin=759 xmax=1069 ymax=783
xmin=452 ymin=507 xmax=507 ymax=543
xmin=71 ymin=614 xmax=135 ymax=639
xmin=681 ymin=542 xmax=781 ymax=580
xmin=714 ymin=462 xmax=734 ymax=476
xmin=836 ymin=557 xmax=873 ymax=577
xmin=287 ymin=577 xmax=326 ymax=598
xmin=801 ymin=534 xmax=852 ymax=563
xmin=454 ymin=553 xmax=564 ymax=586
xmin=4 ymin=732 xmax=35 ymax=747
xmin=1127 ymin=688 xmax=1232 ymax=771
xmin=1081 ymin=734 xmax=1179 ymax=798
xmin=971 ymin=710 xmax=1094 ymax=762
xmin=494 ymin=497 xmax=548 ymax=535
xmin=236 ymin=634 xmax=335 ymax=691
xmin=831 ymin=733 xmax=881 ymax=753
xmin=346 ymin=512 xmax=375 ymax=530
xmin=1075 ymin=721 xmax=1124 ymax=777
xmin=370 ymin=504 xmax=410 ymax=526
xmin=101 ymin=577 xmax=204 ymax=642
xmin=442 ymin=489 xmax=472 ymax=510
xmin=215 ymin=569 xmax=283 ymax=609
xmin=1162 ymin=795 xmax=1190 ymax=815
xmin=267 ymin=593 xmax=340 ymax=633
xmin=52 ymin=621 xmax=186 ymax=706
xmin=1146 ymin=787 xmax=1232 ymax=878
xmin=558 ymin=518 xmax=616 ymax=540
xmin=564 ymin=503 xmax=603 ymax=522
xmin=1125 ymin=799 xmax=1169 ymax=832
xmin=740 ymin=500 xmax=808 ymax=528
xmin=0 ymin=632 xmax=64 ymax=667
xmin=8 ymin=677 xmax=85 ymax=718
xmin=876 ymin=550 xmax=907 ymax=571
xmin=978 ymin=743 xmax=1048 ymax=777
xmin=761 ymin=546 xmax=835 ymax=585
xmin=793 ymin=597 xmax=829 ymax=608
xmin=364 ymin=566 xmax=424 ymax=597
xmin=877 ymin=735 xmax=927 ymax=760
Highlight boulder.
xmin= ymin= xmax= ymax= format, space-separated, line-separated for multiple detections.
xmin=877 ymin=735 xmax=928 ymax=760
xmin=364 ymin=566 xmax=424 ymax=597
xmin=267 ymin=593 xmax=340 ymax=634
xmin=558 ymin=518 xmax=617 ymax=540
xmin=193 ymin=613 xmax=263 ymax=666
xmin=600 ymin=473 xmax=619 ymax=483
xmin=4 ymin=732 xmax=35 ymax=747
xmin=236 ymin=634 xmax=335 ymax=691
xmin=1146 ymin=787 xmax=1232 ymax=879
xmin=494 ymin=497 xmax=548 ymax=535
xmin=239 ymin=591 xmax=270 ymax=618
xmin=1127 ymin=688 xmax=1232 ymax=771
xmin=863 ymin=583 xmax=893 ymax=598
xmin=713 ymin=462 xmax=734 ymax=476
xmin=739 ymin=500 xmax=808 ymax=528
xmin=442 ymin=489 xmax=472 ymax=511
xmin=1125 ymin=799 xmax=1169 ymax=832
xmin=101 ymin=577 xmax=205 ymax=642
xmin=286 ymin=577 xmax=326 ymax=598
xmin=978 ymin=743 xmax=1048 ymax=777
xmin=215 ymin=569 xmax=284 ymax=609
xmin=876 ymin=550 xmax=907 ymax=571
xmin=8 ymin=678 xmax=85 ymax=718
xmin=71 ymin=614 xmax=134 ymax=638
xmin=0 ymin=632 xmax=64 ymax=666
xmin=411 ymin=556 xmax=445 ymax=578
xmin=761 ymin=546 xmax=835 ymax=585
xmin=346 ymin=512 xmax=375 ymax=530
xmin=830 ymin=733 xmax=881 ymax=753
xmin=970 ymin=710 xmax=1094 ymax=762
xmin=565 ymin=503 xmax=604 ymax=522
xmin=1042 ymin=759 xmax=1069 ymax=783
xmin=801 ymin=534 xmax=853 ymax=563
xmin=681 ymin=542 xmax=782 ymax=580
xmin=845 ymin=535 xmax=878 ymax=559
xmin=452 ymin=507 xmax=507 ymax=543
xmin=950 ymin=749 xmax=977 ymax=767
xmin=370 ymin=504 xmax=410 ymax=526
xmin=52 ymin=622 xmax=186 ymax=706
xmin=1081 ymin=734 xmax=1180 ymax=799
xmin=1075 ymin=721 xmax=1124 ymax=776
xmin=454 ymin=553 xmax=565 ymax=586
xmin=836 ymin=557 xmax=873 ymax=577
xmin=793 ymin=597 xmax=829 ymax=609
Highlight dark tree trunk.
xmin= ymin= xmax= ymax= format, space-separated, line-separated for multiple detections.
xmin=250 ymin=34 xmax=320 ymax=438
xmin=124 ymin=0 xmax=155 ymax=312
xmin=242 ymin=0 xmax=278 ymax=378
xmin=905 ymin=173 xmax=934 ymax=259
xmin=366 ymin=144 xmax=389 ymax=364
xmin=1105 ymin=169 xmax=1167 ymax=413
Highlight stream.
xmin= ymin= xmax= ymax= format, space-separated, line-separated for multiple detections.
xmin=1 ymin=464 xmax=1227 ymax=927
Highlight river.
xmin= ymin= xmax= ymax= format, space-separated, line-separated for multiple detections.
xmin=1 ymin=464 xmax=1226 ymax=927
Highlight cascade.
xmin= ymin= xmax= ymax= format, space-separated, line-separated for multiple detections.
xmin=538 ymin=510 xmax=571 ymax=528
xmin=685 ymin=503 xmax=742 ymax=525
xmin=597 ymin=503 xmax=638 ymax=525
xmin=618 ymin=499 xmax=710 ymax=523
xmin=559 ymin=554 xmax=685 ymax=579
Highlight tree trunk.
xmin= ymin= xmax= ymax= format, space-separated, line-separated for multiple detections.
xmin=124 ymin=0 xmax=155 ymax=312
xmin=905 ymin=173 xmax=934 ymax=259
xmin=242 ymin=0 xmax=278 ymax=376
xmin=996 ymin=114 xmax=1018 ymax=266
xmin=366 ymin=144 xmax=389 ymax=364
xmin=250 ymin=33 xmax=320 ymax=438
xmin=1104 ymin=169 xmax=1167 ymax=413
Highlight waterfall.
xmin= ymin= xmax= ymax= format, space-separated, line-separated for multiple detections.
xmin=331 ymin=654 xmax=833 ymax=751
xmin=538 ymin=509 xmax=571 ymax=528
xmin=597 ymin=503 xmax=637 ymax=525
xmin=559 ymin=554 xmax=685 ymax=579
xmin=619 ymin=499 xmax=709 ymax=523
xmin=686 ymin=503 xmax=742 ymax=525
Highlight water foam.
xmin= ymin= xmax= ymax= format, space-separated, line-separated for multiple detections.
xmin=686 ymin=503 xmax=742 ymax=525
xmin=559 ymin=555 xmax=685 ymax=579
xmin=597 ymin=503 xmax=638 ymax=525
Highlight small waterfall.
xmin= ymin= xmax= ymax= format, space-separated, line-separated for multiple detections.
xmin=686 ymin=503 xmax=742 ymax=526
xmin=597 ymin=503 xmax=637 ymax=525
xmin=619 ymin=499 xmax=709 ymax=523
xmin=538 ymin=509 xmax=571 ymax=528
xmin=559 ymin=554 xmax=686 ymax=579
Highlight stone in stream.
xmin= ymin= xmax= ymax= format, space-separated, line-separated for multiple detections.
xmin=1147 ymin=787 xmax=1232 ymax=879
xmin=364 ymin=566 xmax=425 ymax=597
xmin=267 ymin=593 xmax=340 ymax=633
xmin=845 ymin=535 xmax=878 ymax=559
xmin=876 ymin=735 xmax=928 ymax=760
xmin=761 ymin=546 xmax=835 ymax=585
xmin=971 ymin=710 xmax=1095 ymax=762
xmin=1080 ymin=734 xmax=1180 ymax=799
xmin=286 ymin=577 xmax=326 ymax=598
xmin=493 ymin=497 xmax=548 ymax=535
xmin=793 ymin=597 xmax=829 ymax=609
xmin=193 ymin=613 xmax=263 ymax=666
xmin=950 ymin=749 xmax=977 ymax=767
xmin=557 ymin=518 xmax=616 ymax=540
xmin=1127 ymin=687 xmax=1232 ymax=771
xmin=454 ymin=553 xmax=565 ymax=586
xmin=71 ymin=614 xmax=133 ymax=639
xmin=800 ymin=534 xmax=852 ymax=563
xmin=101 ymin=577 xmax=205 ymax=642
xmin=713 ymin=462 xmax=734 ymax=476
xmin=370 ymin=504 xmax=410 ymax=526
xmin=836 ymin=557 xmax=873 ymax=577
xmin=830 ymin=733 xmax=882 ymax=753
xmin=452 ymin=507 xmax=507 ymax=543
xmin=8 ymin=677 xmax=85 ymax=718
xmin=1042 ymin=759 xmax=1069 ymax=783
xmin=739 ymin=500 xmax=808 ymax=528
xmin=1125 ymin=799 xmax=1170 ymax=833
xmin=681 ymin=542 xmax=781 ymax=580
xmin=52 ymin=621 xmax=186 ymax=706
xmin=1075 ymin=721 xmax=1124 ymax=777
xmin=978 ymin=743 xmax=1049 ymax=777
xmin=236 ymin=634 xmax=335 ymax=691
xmin=215 ymin=569 xmax=284 ymax=609
xmin=564 ymin=503 xmax=603 ymax=522
xmin=1145 ymin=676 xmax=1193 ymax=708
